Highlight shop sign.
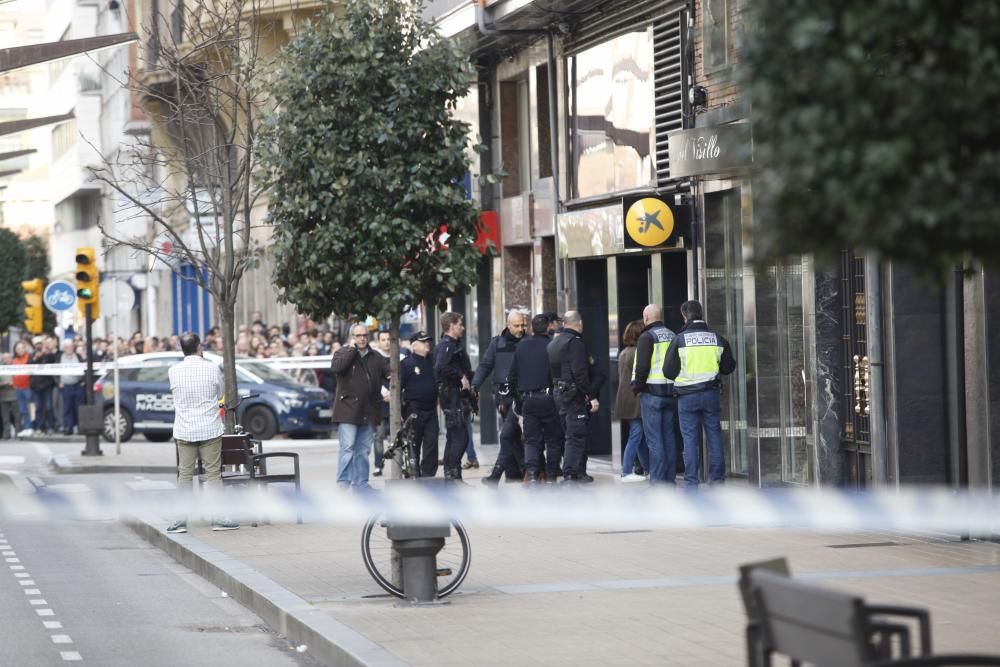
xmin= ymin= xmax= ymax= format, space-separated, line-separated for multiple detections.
xmin=667 ymin=122 xmax=753 ymax=178
xmin=622 ymin=195 xmax=690 ymax=250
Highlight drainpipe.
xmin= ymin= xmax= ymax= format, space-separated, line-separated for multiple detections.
xmin=476 ymin=0 xmax=565 ymax=310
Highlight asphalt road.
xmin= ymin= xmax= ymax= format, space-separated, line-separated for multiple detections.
xmin=0 ymin=513 xmax=319 ymax=666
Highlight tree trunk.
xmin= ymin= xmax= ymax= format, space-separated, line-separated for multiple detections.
xmin=220 ymin=301 xmax=238 ymax=434
xmin=387 ymin=311 xmax=403 ymax=480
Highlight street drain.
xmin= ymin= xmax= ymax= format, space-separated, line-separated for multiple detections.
xmin=826 ymin=541 xmax=899 ymax=549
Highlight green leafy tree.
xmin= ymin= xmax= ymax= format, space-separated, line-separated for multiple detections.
xmin=0 ymin=228 xmax=28 ymax=335
xmin=261 ymin=0 xmax=482 ymax=444
xmin=743 ymin=1 xmax=1000 ymax=278
xmin=22 ymin=234 xmax=56 ymax=333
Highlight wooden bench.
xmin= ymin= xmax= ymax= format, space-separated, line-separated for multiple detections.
xmin=745 ymin=566 xmax=1000 ymax=666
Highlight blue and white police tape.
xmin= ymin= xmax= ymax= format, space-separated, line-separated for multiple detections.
xmin=1 ymin=479 xmax=997 ymax=535
xmin=0 ymin=355 xmax=335 ymax=376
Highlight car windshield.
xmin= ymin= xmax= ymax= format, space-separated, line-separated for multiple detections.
xmin=237 ymin=360 xmax=298 ymax=384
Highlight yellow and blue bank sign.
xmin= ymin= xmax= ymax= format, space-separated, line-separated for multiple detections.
xmin=622 ymin=195 xmax=690 ymax=250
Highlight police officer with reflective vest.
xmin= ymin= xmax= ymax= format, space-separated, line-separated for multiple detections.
xmin=433 ymin=311 xmax=474 ymax=481
xmin=400 ymin=331 xmax=439 ymax=478
xmin=508 ymin=314 xmax=563 ymax=483
xmin=631 ymin=304 xmax=678 ymax=484
xmin=472 ymin=310 xmax=528 ymax=485
xmin=663 ymin=300 xmax=736 ymax=487
xmin=547 ymin=310 xmax=598 ymax=483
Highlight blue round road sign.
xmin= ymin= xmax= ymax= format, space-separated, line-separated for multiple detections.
xmin=44 ymin=280 xmax=77 ymax=312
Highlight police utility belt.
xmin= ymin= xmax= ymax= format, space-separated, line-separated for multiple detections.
xmin=552 ymin=379 xmax=581 ymax=407
xmin=520 ymin=387 xmax=552 ymax=397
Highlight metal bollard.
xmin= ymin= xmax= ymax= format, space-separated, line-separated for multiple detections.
xmin=385 ymin=523 xmax=451 ymax=603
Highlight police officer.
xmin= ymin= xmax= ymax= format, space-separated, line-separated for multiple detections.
xmin=433 ymin=311 xmax=474 ymax=481
xmin=663 ymin=300 xmax=736 ymax=487
xmin=472 ymin=310 xmax=528 ymax=485
xmin=631 ymin=303 xmax=678 ymax=484
xmin=508 ymin=314 xmax=563 ymax=483
xmin=547 ymin=310 xmax=599 ymax=483
xmin=401 ymin=331 xmax=439 ymax=478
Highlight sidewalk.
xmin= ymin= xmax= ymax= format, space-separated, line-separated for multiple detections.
xmin=120 ymin=445 xmax=1000 ymax=666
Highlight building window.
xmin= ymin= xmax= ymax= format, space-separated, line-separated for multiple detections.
xmin=568 ymin=27 xmax=656 ymax=200
xmin=51 ymin=119 xmax=78 ymax=160
xmin=702 ymin=0 xmax=730 ymax=74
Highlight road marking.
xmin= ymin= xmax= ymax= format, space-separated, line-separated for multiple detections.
xmin=30 ymin=598 xmax=48 ymax=605
xmin=25 ymin=588 xmax=41 ymax=594
xmin=20 ymin=580 xmax=36 ymax=586
xmin=6 ymin=557 xmax=21 ymax=562
xmin=51 ymin=635 xmax=72 ymax=644
xmin=10 ymin=564 xmax=24 ymax=570
xmin=14 ymin=572 xmax=29 ymax=578
xmin=2 ymin=550 xmax=15 ymax=555
xmin=43 ymin=621 xmax=63 ymax=629
xmin=0 ymin=456 xmax=25 ymax=464
xmin=60 ymin=651 xmax=82 ymax=661
xmin=36 ymin=609 xmax=55 ymax=616
xmin=45 ymin=484 xmax=91 ymax=494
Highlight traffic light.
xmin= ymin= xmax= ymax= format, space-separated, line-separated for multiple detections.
xmin=21 ymin=278 xmax=44 ymax=334
xmin=75 ymin=246 xmax=100 ymax=320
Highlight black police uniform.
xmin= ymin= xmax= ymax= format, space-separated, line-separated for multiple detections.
xmin=401 ymin=351 xmax=439 ymax=478
xmin=547 ymin=327 xmax=597 ymax=480
xmin=472 ymin=328 xmax=525 ymax=482
xmin=508 ymin=333 xmax=563 ymax=480
xmin=433 ymin=334 xmax=473 ymax=479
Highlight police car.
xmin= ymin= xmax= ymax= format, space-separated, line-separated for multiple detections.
xmin=95 ymin=352 xmax=333 ymax=442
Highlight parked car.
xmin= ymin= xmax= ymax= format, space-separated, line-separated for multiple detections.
xmin=95 ymin=352 xmax=333 ymax=442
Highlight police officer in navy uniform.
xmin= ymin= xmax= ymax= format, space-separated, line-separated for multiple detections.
xmin=401 ymin=330 xmax=439 ymax=478
xmin=547 ymin=310 xmax=600 ymax=483
xmin=472 ymin=310 xmax=528 ymax=485
xmin=433 ymin=311 xmax=474 ymax=481
xmin=508 ymin=314 xmax=563 ymax=483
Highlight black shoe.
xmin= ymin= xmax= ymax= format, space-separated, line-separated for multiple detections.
xmin=373 ymin=468 xmax=383 ymax=477
xmin=561 ymin=473 xmax=580 ymax=484
xmin=580 ymin=473 xmax=595 ymax=484
xmin=481 ymin=465 xmax=502 ymax=486
xmin=525 ymin=471 xmax=540 ymax=485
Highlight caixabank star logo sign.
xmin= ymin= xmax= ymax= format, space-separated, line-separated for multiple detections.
xmin=622 ymin=195 xmax=691 ymax=249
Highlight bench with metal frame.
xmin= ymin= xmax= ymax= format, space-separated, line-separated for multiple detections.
xmin=744 ymin=565 xmax=1000 ymax=666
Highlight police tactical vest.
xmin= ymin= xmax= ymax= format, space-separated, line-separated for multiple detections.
xmin=547 ymin=331 xmax=573 ymax=382
xmin=633 ymin=325 xmax=675 ymax=386
xmin=675 ymin=330 xmax=723 ymax=388
xmin=492 ymin=335 xmax=518 ymax=385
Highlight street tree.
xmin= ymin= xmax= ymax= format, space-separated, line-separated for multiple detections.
xmin=261 ymin=0 xmax=483 ymax=441
xmin=0 ymin=228 xmax=28 ymax=335
xmin=89 ymin=0 xmax=280 ymax=427
xmin=743 ymin=1 xmax=1000 ymax=278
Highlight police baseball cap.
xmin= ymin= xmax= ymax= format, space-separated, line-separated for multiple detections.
xmin=544 ymin=312 xmax=561 ymax=323
xmin=409 ymin=331 xmax=432 ymax=343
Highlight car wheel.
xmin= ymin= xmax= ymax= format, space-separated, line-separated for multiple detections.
xmin=103 ymin=408 xmax=134 ymax=443
xmin=143 ymin=432 xmax=172 ymax=442
xmin=243 ymin=406 xmax=278 ymax=441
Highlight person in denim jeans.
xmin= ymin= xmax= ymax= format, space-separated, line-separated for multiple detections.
xmin=615 ymin=320 xmax=648 ymax=481
xmin=663 ymin=300 xmax=736 ymax=487
xmin=630 ymin=305 xmax=677 ymax=484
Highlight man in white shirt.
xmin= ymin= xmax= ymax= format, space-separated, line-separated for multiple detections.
xmin=166 ymin=333 xmax=238 ymax=533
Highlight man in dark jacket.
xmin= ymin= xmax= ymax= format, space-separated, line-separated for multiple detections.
xmin=29 ymin=337 xmax=58 ymax=434
xmin=663 ymin=300 xmax=736 ymax=487
xmin=330 ymin=323 xmax=388 ymax=489
xmin=547 ymin=311 xmax=599 ymax=482
xmin=509 ymin=314 xmax=563 ymax=482
xmin=401 ymin=331 xmax=439 ymax=477
xmin=472 ymin=310 xmax=528 ymax=485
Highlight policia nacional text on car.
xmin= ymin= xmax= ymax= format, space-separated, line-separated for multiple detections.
xmin=662 ymin=300 xmax=736 ymax=487
xmin=433 ymin=311 xmax=476 ymax=482
xmin=548 ymin=310 xmax=605 ymax=483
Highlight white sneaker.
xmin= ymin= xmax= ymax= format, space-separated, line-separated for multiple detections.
xmin=16 ymin=428 xmax=34 ymax=438
xmin=621 ymin=473 xmax=648 ymax=483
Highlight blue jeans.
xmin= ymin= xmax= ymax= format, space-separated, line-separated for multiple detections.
xmin=16 ymin=388 xmax=32 ymax=430
xmin=61 ymin=383 xmax=84 ymax=434
xmin=621 ymin=418 xmax=649 ymax=476
xmin=336 ymin=422 xmax=374 ymax=488
xmin=678 ymin=389 xmax=725 ymax=487
xmin=31 ymin=386 xmax=56 ymax=432
xmin=464 ymin=417 xmax=477 ymax=462
xmin=639 ymin=392 xmax=677 ymax=484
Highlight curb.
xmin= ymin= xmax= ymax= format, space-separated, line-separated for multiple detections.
xmin=49 ymin=454 xmax=176 ymax=475
xmin=125 ymin=517 xmax=408 ymax=667
xmin=0 ymin=469 xmax=37 ymax=495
